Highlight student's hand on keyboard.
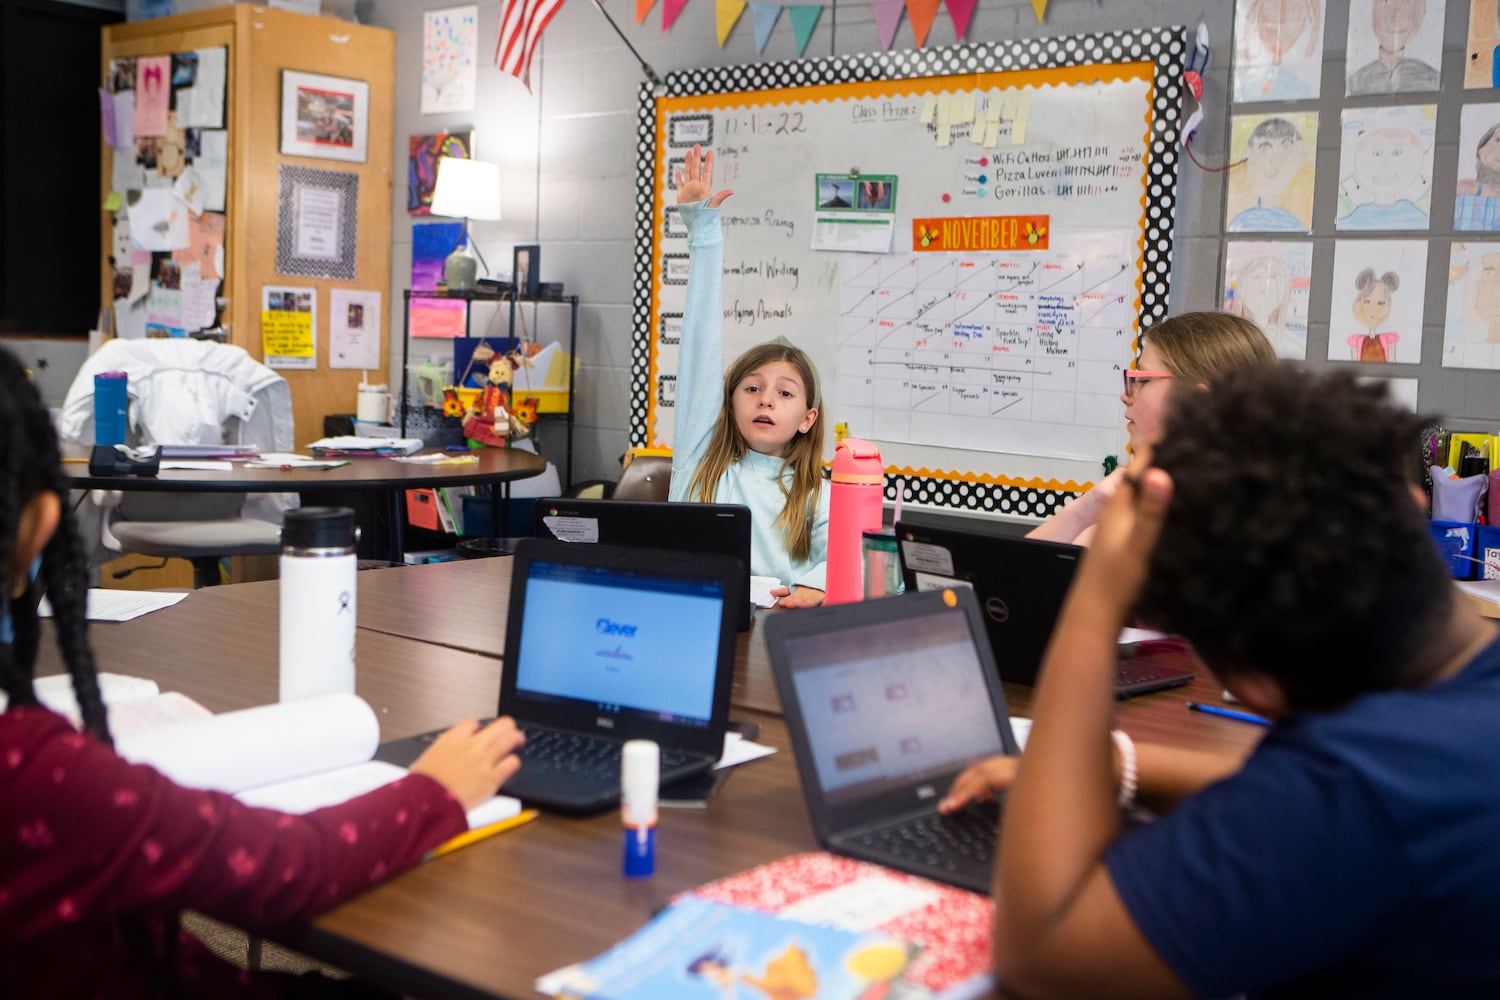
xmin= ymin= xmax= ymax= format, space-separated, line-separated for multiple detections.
xmin=939 ymin=755 xmax=1019 ymax=814
xmin=411 ymin=717 xmax=527 ymax=811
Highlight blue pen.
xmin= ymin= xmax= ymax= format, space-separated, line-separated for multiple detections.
xmin=1186 ymin=701 xmax=1270 ymax=727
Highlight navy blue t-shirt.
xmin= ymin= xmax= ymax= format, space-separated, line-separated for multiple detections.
xmin=1108 ymin=633 xmax=1500 ymax=998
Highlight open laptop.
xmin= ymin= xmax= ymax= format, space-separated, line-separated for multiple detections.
xmin=534 ymin=498 xmax=753 ymax=631
xmin=765 ymin=588 xmax=1020 ymax=894
xmin=376 ymin=538 xmax=740 ymax=814
xmin=894 ymin=518 xmax=1195 ymax=698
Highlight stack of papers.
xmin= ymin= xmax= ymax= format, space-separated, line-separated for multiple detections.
xmin=309 ymin=436 xmax=423 ymax=457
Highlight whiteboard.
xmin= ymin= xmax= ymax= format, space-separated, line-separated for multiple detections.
xmin=631 ymin=29 xmax=1187 ymax=517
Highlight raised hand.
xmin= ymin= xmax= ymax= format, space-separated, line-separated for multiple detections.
xmin=675 ymin=143 xmax=733 ymax=208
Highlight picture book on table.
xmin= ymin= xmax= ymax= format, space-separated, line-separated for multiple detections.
xmin=539 ymin=852 xmax=994 ymax=1000
xmin=538 ymin=895 xmax=916 ymax=1000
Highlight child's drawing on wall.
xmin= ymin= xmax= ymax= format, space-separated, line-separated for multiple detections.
xmin=1227 ymin=113 xmax=1318 ymax=233
xmin=1442 ymin=241 xmax=1500 ymax=370
xmin=1336 ymin=106 xmax=1436 ymax=231
xmin=1464 ymin=0 xmax=1500 ymax=89
xmin=1454 ymin=104 xmax=1500 ymax=230
xmin=1329 ymin=240 xmax=1427 ymax=364
xmin=1222 ymin=240 xmax=1312 ymax=359
xmin=1233 ymin=0 xmax=1326 ymax=102
xmin=1346 ymin=0 xmax=1443 ymax=96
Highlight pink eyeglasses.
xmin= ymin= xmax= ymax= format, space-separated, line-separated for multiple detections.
xmin=1122 ymin=369 xmax=1174 ymax=399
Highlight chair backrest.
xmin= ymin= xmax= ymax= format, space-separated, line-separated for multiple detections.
xmin=613 ymin=453 xmax=672 ymax=502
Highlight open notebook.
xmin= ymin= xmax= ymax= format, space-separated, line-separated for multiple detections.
xmin=115 ymin=693 xmax=520 ymax=829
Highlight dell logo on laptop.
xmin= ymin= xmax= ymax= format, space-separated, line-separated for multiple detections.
xmin=596 ymin=716 xmax=615 ymax=729
xmin=916 ymin=784 xmax=936 ymax=799
xmin=985 ymin=597 xmax=1010 ymax=623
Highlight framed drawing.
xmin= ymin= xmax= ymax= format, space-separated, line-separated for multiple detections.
xmin=281 ymin=70 xmax=369 ymax=163
xmin=513 ymin=244 xmax=540 ymax=298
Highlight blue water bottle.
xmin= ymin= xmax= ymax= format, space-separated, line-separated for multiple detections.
xmin=94 ymin=372 xmax=128 ymax=445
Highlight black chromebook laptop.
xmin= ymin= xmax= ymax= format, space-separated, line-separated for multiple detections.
xmin=376 ymin=539 xmax=739 ymax=814
xmin=534 ymin=498 xmax=753 ymax=631
xmin=764 ymin=588 xmax=1020 ymax=894
xmin=894 ymin=519 xmax=1195 ymax=698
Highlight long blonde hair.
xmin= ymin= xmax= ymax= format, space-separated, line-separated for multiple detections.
xmin=687 ymin=341 xmax=825 ymax=562
xmin=1146 ymin=311 xmax=1277 ymax=383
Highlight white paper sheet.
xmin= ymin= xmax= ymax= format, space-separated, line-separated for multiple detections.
xmin=39 ymin=588 xmax=189 ymax=623
xmin=127 ymin=188 xmax=190 ymax=251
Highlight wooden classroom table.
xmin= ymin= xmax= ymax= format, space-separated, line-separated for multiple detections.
xmin=33 ymin=565 xmax=1264 ymax=998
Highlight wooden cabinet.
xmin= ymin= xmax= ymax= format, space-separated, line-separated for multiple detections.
xmin=98 ymin=6 xmax=394 ymax=446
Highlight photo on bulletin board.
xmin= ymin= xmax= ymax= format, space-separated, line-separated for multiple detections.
xmin=1335 ymin=105 xmax=1436 ymax=231
xmin=280 ymin=70 xmax=369 ymax=163
xmin=1232 ymin=0 xmax=1326 ymax=103
xmin=408 ymin=129 xmax=473 ymax=214
xmin=1328 ymin=239 xmax=1428 ymax=365
xmin=1345 ymin=0 xmax=1443 ymax=96
xmin=1442 ymin=241 xmax=1500 ymax=370
xmin=1454 ymin=103 xmax=1500 ymax=231
xmin=1466 ymin=0 xmax=1500 ymax=89
xmin=274 ymin=164 xmax=360 ymax=280
xmin=1222 ymin=240 xmax=1312 ymax=360
xmin=261 ymin=285 xmax=317 ymax=370
xmin=1226 ymin=111 xmax=1318 ymax=233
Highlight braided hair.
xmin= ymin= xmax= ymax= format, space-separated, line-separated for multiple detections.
xmin=0 ymin=348 xmax=113 ymax=746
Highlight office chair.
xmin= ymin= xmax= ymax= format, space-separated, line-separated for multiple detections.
xmin=62 ymin=340 xmax=295 ymax=587
xmin=612 ymin=448 xmax=672 ymax=502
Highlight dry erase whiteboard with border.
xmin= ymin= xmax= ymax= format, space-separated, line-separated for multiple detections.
xmin=630 ymin=28 xmax=1187 ymax=519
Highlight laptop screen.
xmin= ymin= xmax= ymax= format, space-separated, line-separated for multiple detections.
xmin=512 ymin=558 xmax=724 ymax=729
xmin=783 ymin=603 xmax=1009 ymax=808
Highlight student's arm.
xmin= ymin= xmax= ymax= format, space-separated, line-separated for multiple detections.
xmin=0 ymin=709 xmax=508 ymax=941
xmin=988 ymin=463 xmax=1190 ymax=998
xmin=1026 ymin=468 xmax=1123 ymax=545
xmin=669 ymin=145 xmax=734 ymax=502
xmin=941 ymin=740 xmax=1249 ymax=816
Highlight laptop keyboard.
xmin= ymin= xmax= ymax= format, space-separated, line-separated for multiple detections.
xmin=517 ymin=726 xmax=692 ymax=780
xmin=851 ymin=799 xmax=1000 ymax=874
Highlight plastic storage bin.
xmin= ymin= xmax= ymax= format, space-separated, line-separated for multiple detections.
xmin=1429 ymin=520 xmax=1478 ymax=580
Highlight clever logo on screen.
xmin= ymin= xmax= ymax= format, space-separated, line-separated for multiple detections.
xmin=596 ymin=618 xmax=638 ymax=638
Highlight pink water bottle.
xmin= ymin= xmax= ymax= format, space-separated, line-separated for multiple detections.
xmin=825 ymin=438 xmax=885 ymax=604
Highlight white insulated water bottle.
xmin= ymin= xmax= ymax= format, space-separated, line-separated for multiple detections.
xmin=279 ymin=507 xmax=359 ymax=702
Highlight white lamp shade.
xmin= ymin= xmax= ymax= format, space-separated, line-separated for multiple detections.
xmin=430 ymin=158 xmax=502 ymax=221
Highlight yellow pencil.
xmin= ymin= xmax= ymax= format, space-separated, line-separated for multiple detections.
xmin=429 ymin=808 xmax=539 ymax=859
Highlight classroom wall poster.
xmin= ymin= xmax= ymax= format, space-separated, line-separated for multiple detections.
xmin=329 ymin=289 xmax=382 ymax=370
xmin=261 ymin=286 xmax=318 ymax=370
xmin=1443 ymin=241 xmax=1500 ymax=370
xmin=1335 ymin=105 xmax=1436 ymax=231
xmin=410 ymin=221 xmax=467 ymax=338
xmin=421 ymin=5 xmax=478 ymax=115
xmin=1345 ymin=0 xmax=1444 ymax=97
xmin=409 ymin=130 xmax=474 ymax=214
xmin=1226 ymin=111 xmax=1318 ymax=233
xmin=1327 ymin=240 xmax=1427 ymax=365
xmin=1232 ymin=0 xmax=1326 ymax=103
xmin=1454 ymin=103 xmax=1500 ymax=231
xmin=1222 ymin=240 xmax=1312 ymax=360
xmin=1467 ymin=0 xmax=1500 ymax=89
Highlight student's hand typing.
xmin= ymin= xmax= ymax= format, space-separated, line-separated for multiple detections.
xmin=939 ymin=755 xmax=1019 ymax=813
xmin=675 ymin=143 xmax=734 ymax=208
xmin=411 ymin=717 xmax=526 ymax=812
xmin=771 ymin=585 xmax=825 ymax=608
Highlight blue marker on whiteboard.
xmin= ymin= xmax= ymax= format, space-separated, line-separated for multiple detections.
xmin=622 ymin=739 xmax=659 ymax=878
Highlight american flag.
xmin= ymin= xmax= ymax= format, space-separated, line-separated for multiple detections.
xmin=496 ymin=0 xmax=566 ymax=91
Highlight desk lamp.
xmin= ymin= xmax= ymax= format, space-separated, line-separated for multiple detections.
xmin=429 ymin=157 xmax=502 ymax=293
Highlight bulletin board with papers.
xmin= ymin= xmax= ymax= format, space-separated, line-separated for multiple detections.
xmin=631 ymin=27 xmax=1187 ymax=518
xmin=102 ymin=46 xmax=229 ymax=343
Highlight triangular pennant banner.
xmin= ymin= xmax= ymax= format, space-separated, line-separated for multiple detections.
xmin=635 ymin=0 xmax=656 ymax=23
xmin=750 ymin=3 xmax=781 ymax=54
xmin=943 ymin=0 xmax=976 ymax=40
xmin=662 ymin=0 xmax=690 ymax=30
xmin=905 ymin=0 xmax=941 ymax=46
xmin=873 ymin=0 xmax=905 ymax=50
xmin=788 ymin=5 xmax=821 ymax=56
xmin=715 ymin=0 xmax=746 ymax=45
xmin=1029 ymin=0 xmax=1047 ymax=22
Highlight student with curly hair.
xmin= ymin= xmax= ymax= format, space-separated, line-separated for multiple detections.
xmin=1028 ymin=311 xmax=1275 ymax=545
xmin=0 ymin=347 xmax=526 ymax=995
xmin=944 ymin=365 xmax=1500 ymax=996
